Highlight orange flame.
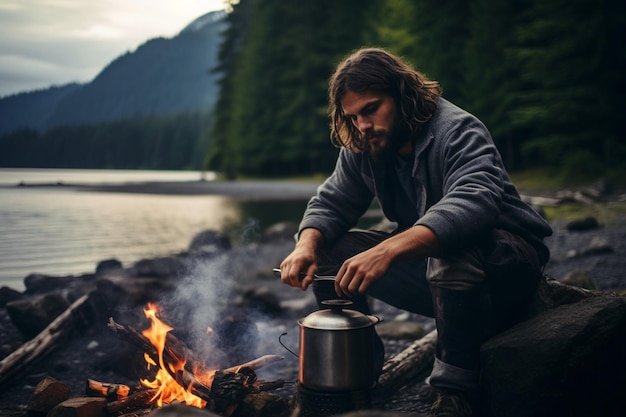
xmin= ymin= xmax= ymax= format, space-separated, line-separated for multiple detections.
xmin=139 ymin=302 xmax=215 ymax=408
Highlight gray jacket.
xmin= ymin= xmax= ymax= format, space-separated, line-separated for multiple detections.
xmin=299 ymin=98 xmax=552 ymax=263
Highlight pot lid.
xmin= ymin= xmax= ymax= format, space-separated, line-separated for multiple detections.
xmin=299 ymin=300 xmax=374 ymax=330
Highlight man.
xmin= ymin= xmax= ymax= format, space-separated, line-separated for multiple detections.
xmin=279 ymin=47 xmax=552 ymax=416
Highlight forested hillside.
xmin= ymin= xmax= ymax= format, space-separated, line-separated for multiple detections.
xmin=0 ymin=113 xmax=211 ymax=170
xmin=208 ymin=0 xmax=625 ymax=181
xmin=1 ymin=0 xmax=624 ymax=178
xmin=0 ymin=11 xmax=225 ymax=135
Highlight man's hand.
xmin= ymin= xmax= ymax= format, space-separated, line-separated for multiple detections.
xmin=335 ymin=225 xmax=440 ymax=297
xmin=334 ymin=245 xmax=392 ymax=297
xmin=279 ymin=228 xmax=323 ymax=291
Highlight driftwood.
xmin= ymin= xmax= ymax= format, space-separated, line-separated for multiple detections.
xmin=375 ymin=329 xmax=438 ymax=397
xmin=0 ymin=294 xmax=91 ymax=385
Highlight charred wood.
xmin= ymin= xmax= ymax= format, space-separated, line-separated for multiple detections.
xmin=86 ymin=378 xmax=131 ymax=400
xmin=209 ymin=369 xmax=255 ymax=416
xmin=106 ymin=388 xmax=158 ymax=414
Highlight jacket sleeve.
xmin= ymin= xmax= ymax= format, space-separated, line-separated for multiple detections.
xmin=415 ymin=113 xmax=506 ymax=254
xmin=298 ymin=148 xmax=375 ymax=246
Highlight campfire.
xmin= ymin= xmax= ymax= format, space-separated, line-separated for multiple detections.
xmin=96 ymin=302 xmax=287 ymax=416
xmin=138 ymin=302 xmax=217 ymax=408
xmin=3 ymin=293 xmax=439 ymax=417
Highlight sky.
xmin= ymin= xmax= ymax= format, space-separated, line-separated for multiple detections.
xmin=0 ymin=0 xmax=228 ymax=98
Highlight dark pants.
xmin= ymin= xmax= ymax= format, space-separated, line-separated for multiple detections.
xmin=312 ymin=228 xmax=543 ymax=392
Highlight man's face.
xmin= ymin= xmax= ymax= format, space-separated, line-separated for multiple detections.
xmin=341 ymin=90 xmax=406 ymax=161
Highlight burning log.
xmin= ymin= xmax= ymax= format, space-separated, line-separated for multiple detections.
xmin=0 ymin=294 xmax=91 ymax=385
xmin=86 ymin=378 xmax=131 ymax=400
xmin=107 ymin=317 xmax=213 ymax=403
xmin=375 ymin=329 xmax=438 ymax=397
xmin=210 ymin=369 xmax=256 ymax=416
xmin=105 ymin=388 xmax=158 ymax=414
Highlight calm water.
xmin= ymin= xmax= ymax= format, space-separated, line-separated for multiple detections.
xmin=0 ymin=169 xmax=309 ymax=291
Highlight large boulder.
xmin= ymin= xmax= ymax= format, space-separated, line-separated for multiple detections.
xmin=480 ymin=293 xmax=626 ymax=417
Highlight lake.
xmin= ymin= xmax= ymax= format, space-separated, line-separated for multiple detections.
xmin=0 ymin=169 xmax=313 ymax=291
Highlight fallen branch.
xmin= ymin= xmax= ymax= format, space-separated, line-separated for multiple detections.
xmin=375 ymin=329 xmax=438 ymax=397
xmin=0 ymin=294 xmax=91 ymax=385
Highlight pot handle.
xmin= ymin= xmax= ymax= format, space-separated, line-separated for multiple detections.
xmin=279 ymin=332 xmax=299 ymax=358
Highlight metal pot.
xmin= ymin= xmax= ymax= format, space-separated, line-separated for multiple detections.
xmin=297 ymin=299 xmax=382 ymax=391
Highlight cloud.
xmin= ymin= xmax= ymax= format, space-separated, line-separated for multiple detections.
xmin=0 ymin=0 xmax=226 ymax=97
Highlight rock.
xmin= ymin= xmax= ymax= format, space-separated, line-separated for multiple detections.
xmin=48 ymin=397 xmax=107 ymax=417
xmin=95 ymin=275 xmax=176 ymax=307
xmin=582 ymin=179 xmax=613 ymax=200
xmin=582 ymin=236 xmax=614 ymax=255
xmin=189 ymin=230 xmax=231 ymax=256
xmin=23 ymin=274 xmax=78 ymax=295
xmin=27 ymin=376 xmax=71 ymax=416
xmin=566 ymin=216 xmax=600 ymax=231
xmin=566 ymin=236 xmax=614 ymax=259
xmin=131 ymin=256 xmax=189 ymax=278
xmin=480 ymin=295 xmax=626 ymax=417
xmin=0 ymin=285 xmax=23 ymax=307
xmin=95 ymin=259 xmax=123 ymax=274
xmin=6 ymin=292 xmax=70 ymax=339
xmin=560 ymin=270 xmax=599 ymax=290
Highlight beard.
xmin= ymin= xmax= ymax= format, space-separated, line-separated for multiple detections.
xmin=362 ymin=124 xmax=409 ymax=162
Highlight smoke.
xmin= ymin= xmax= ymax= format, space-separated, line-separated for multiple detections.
xmin=158 ymin=253 xmax=236 ymax=368
xmin=154 ymin=219 xmax=301 ymax=377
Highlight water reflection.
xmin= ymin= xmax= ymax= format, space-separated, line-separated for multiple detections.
xmin=0 ymin=188 xmax=308 ymax=291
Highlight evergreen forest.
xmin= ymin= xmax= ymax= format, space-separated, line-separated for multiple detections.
xmin=2 ymin=0 xmax=624 ymax=182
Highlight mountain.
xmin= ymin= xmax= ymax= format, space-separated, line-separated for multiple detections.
xmin=0 ymin=10 xmax=226 ymax=136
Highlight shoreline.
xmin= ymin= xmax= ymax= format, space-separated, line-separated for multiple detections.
xmin=6 ymin=179 xmax=323 ymax=199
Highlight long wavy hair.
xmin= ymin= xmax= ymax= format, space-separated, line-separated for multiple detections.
xmin=329 ymin=48 xmax=442 ymax=151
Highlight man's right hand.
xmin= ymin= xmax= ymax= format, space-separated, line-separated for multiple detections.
xmin=278 ymin=228 xmax=323 ymax=291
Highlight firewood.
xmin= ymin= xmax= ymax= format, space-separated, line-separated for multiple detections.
xmin=209 ymin=369 xmax=255 ymax=417
xmin=0 ymin=294 xmax=91 ymax=385
xmin=374 ymin=329 xmax=438 ymax=397
xmin=254 ymin=379 xmax=285 ymax=392
xmin=223 ymin=355 xmax=285 ymax=373
xmin=86 ymin=378 xmax=131 ymax=399
xmin=106 ymin=388 xmax=158 ymax=414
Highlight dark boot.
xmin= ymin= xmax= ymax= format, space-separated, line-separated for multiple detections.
xmin=430 ymin=388 xmax=477 ymax=417
xmin=428 ymin=284 xmax=492 ymax=416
